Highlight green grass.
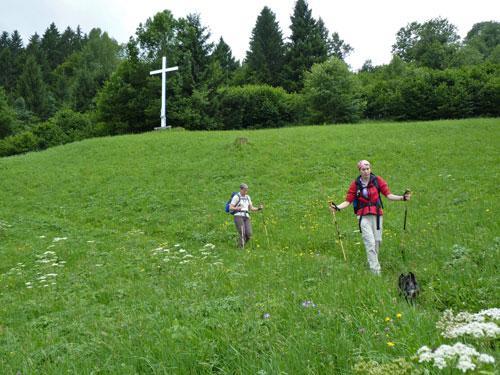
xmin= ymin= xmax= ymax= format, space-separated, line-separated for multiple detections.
xmin=0 ymin=118 xmax=499 ymax=374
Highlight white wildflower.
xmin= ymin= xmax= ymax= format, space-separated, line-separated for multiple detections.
xmin=446 ymin=322 xmax=500 ymax=339
xmin=478 ymin=354 xmax=495 ymax=364
xmin=417 ymin=342 xmax=495 ymax=373
xmin=204 ymin=243 xmax=215 ymax=249
xmin=178 ymin=249 xmax=186 ymax=253
xmin=53 ymin=237 xmax=67 ymax=242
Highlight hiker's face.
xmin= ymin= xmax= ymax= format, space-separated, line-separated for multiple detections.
xmin=360 ymin=165 xmax=371 ymax=178
xmin=240 ymin=188 xmax=248 ymax=196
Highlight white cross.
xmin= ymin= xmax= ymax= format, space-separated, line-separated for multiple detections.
xmin=150 ymin=56 xmax=179 ymax=129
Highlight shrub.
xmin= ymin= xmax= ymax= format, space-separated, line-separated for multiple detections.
xmin=303 ymin=58 xmax=365 ymax=124
xmin=215 ymin=84 xmax=295 ymax=129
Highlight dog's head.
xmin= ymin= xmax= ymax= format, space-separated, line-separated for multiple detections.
xmin=399 ymin=272 xmax=420 ymax=300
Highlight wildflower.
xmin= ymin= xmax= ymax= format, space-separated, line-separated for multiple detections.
xmin=385 ymin=317 xmax=391 ymax=322
xmin=53 ymin=237 xmax=67 ymax=242
xmin=387 ymin=341 xmax=395 ymax=347
xmin=301 ymin=300 xmax=316 ymax=308
xmin=437 ymin=308 xmax=500 ymax=339
xmin=396 ymin=313 xmax=402 ymax=319
xmin=262 ymin=313 xmax=271 ymax=319
xmin=417 ymin=342 xmax=495 ymax=372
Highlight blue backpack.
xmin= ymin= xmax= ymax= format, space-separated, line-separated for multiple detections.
xmin=225 ymin=192 xmax=240 ymax=214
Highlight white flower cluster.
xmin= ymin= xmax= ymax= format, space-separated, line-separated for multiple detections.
xmin=437 ymin=308 xmax=500 ymax=339
xmin=151 ymin=243 xmax=223 ymax=267
xmin=26 ymin=251 xmax=65 ymax=289
xmin=417 ymin=343 xmax=495 ymax=373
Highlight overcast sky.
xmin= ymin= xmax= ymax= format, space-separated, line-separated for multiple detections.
xmin=1 ymin=0 xmax=498 ymax=70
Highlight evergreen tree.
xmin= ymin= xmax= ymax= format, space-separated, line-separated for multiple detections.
xmin=0 ymin=86 xmax=15 ymax=138
xmin=329 ymin=32 xmax=353 ymax=61
xmin=212 ymin=37 xmax=239 ymax=83
xmin=0 ymin=32 xmax=9 ymax=49
xmin=245 ymin=6 xmax=286 ymax=87
xmin=283 ymin=0 xmax=329 ymax=92
xmin=8 ymin=30 xmax=24 ymax=56
xmin=16 ymin=55 xmax=50 ymax=118
xmin=60 ymin=26 xmax=79 ymax=61
xmin=41 ymin=22 xmax=63 ymax=70
xmin=26 ymin=33 xmax=50 ymax=78
xmin=177 ymin=13 xmax=214 ymax=93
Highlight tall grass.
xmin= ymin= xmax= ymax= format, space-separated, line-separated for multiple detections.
xmin=0 ymin=118 xmax=498 ymax=373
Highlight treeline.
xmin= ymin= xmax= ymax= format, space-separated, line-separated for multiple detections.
xmin=0 ymin=0 xmax=499 ymax=156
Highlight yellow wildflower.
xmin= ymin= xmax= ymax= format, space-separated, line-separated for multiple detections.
xmin=385 ymin=317 xmax=391 ymax=322
xmin=387 ymin=341 xmax=395 ymax=347
xmin=396 ymin=313 xmax=402 ymax=319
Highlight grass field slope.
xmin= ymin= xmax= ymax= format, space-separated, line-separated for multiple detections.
xmin=0 ymin=118 xmax=499 ymax=374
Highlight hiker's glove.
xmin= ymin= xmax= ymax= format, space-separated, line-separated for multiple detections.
xmin=330 ymin=202 xmax=340 ymax=212
xmin=403 ymin=190 xmax=411 ymax=201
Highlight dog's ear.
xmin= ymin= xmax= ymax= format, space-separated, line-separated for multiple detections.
xmin=409 ymin=272 xmax=416 ymax=283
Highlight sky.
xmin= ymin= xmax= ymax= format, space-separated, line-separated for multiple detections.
xmin=1 ymin=0 xmax=498 ymax=70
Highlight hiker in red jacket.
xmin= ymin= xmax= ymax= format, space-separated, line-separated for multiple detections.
xmin=330 ymin=160 xmax=411 ymax=275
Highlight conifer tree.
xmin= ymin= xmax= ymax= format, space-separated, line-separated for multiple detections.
xmin=16 ymin=55 xmax=50 ymax=118
xmin=283 ymin=0 xmax=329 ymax=92
xmin=212 ymin=37 xmax=239 ymax=83
xmin=41 ymin=22 xmax=63 ymax=70
xmin=245 ymin=6 xmax=286 ymax=87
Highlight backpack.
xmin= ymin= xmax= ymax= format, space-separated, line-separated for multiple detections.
xmin=353 ymin=173 xmax=384 ymax=231
xmin=225 ymin=192 xmax=240 ymax=214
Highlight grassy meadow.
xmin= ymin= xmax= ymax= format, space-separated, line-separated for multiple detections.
xmin=0 ymin=118 xmax=499 ymax=373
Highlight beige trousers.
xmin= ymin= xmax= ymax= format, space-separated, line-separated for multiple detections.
xmin=359 ymin=215 xmax=383 ymax=274
xmin=234 ymin=216 xmax=252 ymax=248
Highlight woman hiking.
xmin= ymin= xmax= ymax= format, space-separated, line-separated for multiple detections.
xmin=229 ymin=183 xmax=263 ymax=248
xmin=330 ymin=160 xmax=411 ymax=275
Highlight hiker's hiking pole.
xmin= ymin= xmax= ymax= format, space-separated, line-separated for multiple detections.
xmin=400 ymin=190 xmax=411 ymax=262
xmin=329 ymin=202 xmax=347 ymax=261
xmin=259 ymin=205 xmax=270 ymax=247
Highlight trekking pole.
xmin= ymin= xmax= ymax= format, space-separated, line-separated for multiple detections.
xmin=260 ymin=206 xmax=270 ymax=247
xmin=241 ymin=215 xmax=246 ymax=249
xmin=403 ymin=189 xmax=411 ymax=231
xmin=330 ymin=202 xmax=347 ymax=261
xmin=400 ymin=190 xmax=411 ymax=261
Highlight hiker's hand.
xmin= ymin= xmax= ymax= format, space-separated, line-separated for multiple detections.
xmin=403 ymin=190 xmax=411 ymax=201
xmin=329 ymin=202 xmax=340 ymax=212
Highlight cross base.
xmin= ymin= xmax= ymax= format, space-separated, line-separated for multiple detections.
xmin=154 ymin=126 xmax=172 ymax=131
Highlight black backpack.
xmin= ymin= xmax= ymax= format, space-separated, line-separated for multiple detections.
xmin=353 ymin=173 xmax=383 ymax=231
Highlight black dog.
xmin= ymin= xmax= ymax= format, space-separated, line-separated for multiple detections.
xmin=398 ymin=272 xmax=420 ymax=304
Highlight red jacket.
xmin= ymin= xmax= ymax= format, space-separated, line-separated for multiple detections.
xmin=346 ymin=175 xmax=391 ymax=216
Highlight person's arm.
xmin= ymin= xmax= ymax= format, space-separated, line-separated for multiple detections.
xmin=330 ymin=200 xmax=350 ymax=212
xmin=249 ymin=198 xmax=263 ymax=212
xmin=330 ymin=180 xmax=356 ymax=212
xmin=387 ymin=191 xmax=411 ymax=202
xmin=229 ymin=196 xmax=241 ymax=211
xmin=378 ymin=176 xmax=411 ymax=202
